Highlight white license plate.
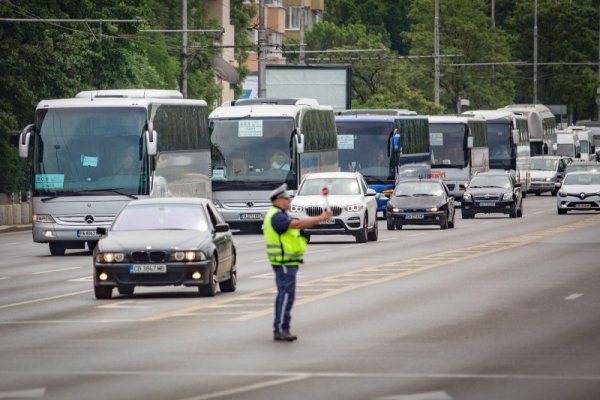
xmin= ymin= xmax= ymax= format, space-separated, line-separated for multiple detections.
xmin=240 ymin=213 xmax=262 ymax=220
xmin=405 ymin=214 xmax=424 ymax=220
xmin=319 ymin=218 xmax=336 ymax=225
xmin=77 ymin=230 xmax=99 ymax=237
xmin=575 ymin=204 xmax=591 ymax=208
xmin=479 ymin=202 xmax=496 ymax=207
xmin=130 ymin=264 xmax=167 ymax=274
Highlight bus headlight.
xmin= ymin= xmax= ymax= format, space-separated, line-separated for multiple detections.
xmin=345 ymin=204 xmax=364 ymax=212
xmin=33 ymin=214 xmax=55 ymax=223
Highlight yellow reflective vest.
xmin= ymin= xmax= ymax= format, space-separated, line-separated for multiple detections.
xmin=263 ymin=206 xmax=307 ymax=266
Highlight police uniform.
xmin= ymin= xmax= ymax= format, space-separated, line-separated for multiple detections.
xmin=263 ymin=184 xmax=307 ymax=342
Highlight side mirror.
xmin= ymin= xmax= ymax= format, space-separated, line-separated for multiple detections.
xmin=96 ymin=227 xmax=107 ymax=235
xmin=19 ymin=124 xmax=35 ymax=158
xmin=366 ymin=188 xmax=377 ymax=196
xmin=294 ymin=132 xmax=305 ymax=154
xmin=554 ymin=182 xmax=561 ymax=188
xmin=214 ymin=223 xmax=230 ymax=233
xmin=512 ymin=129 xmax=519 ymax=144
xmin=459 ymin=183 xmax=467 ymax=190
xmin=145 ymin=129 xmax=158 ymax=156
xmin=467 ymin=136 xmax=474 ymax=149
xmin=392 ymin=132 xmax=400 ymax=152
xmin=514 ymin=182 xmax=522 ymax=188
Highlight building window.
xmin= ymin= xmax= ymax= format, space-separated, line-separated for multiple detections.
xmin=286 ymin=6 xmax=302 ymax=30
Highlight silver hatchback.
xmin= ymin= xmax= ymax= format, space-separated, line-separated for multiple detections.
xmin=557 ymin=171 xmax=600 ymax=214
xmin=289 ymin=172 xmax=378 ymax=243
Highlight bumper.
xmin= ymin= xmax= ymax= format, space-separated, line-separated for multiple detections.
xmin=32 ymin=222 xmax=108 ymax=244
xmin=301 ymin=216 xmax=365 ymax=236
xmin=529 ymin=182 xmax=555 ymax=192
xmin=94 ymin=260 xmax=213 ymax=287
xmin=461 ymin=201 xmax=515 ymax=214
xmin=387 ymin=211 xmax=447 ymax=226
xmin=557 ymin=198 xmax=600 ymax=211
xmin=216 ymin=207 xmax=269 ymax=224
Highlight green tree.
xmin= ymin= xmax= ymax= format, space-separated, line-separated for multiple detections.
xmin=405 ymin=0 xmax=515 ymax=113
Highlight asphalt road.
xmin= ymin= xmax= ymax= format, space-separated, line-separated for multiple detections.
xmin=1 ymin=194 xmax=600 ymax=400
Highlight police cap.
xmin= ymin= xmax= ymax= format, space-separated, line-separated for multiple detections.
xmin=269 ymin=183 xmax=290 ymax=201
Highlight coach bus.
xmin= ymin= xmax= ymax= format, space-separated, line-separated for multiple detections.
xmin=18 ymin=89 xmax=210 ymax=255
xmin=428 ymin=115 xmax=489 ymax=200
xmin=502 ymin=104 xmax=556 ymax=156
xmin=209 ymin=98 xmax=338 ymax=231
xmin=335 ymin=109 xmax=430 ymax=216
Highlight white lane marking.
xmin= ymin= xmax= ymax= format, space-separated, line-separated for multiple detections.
xmin=565 ymin=293 xmax=583 ymax=300
xmin=5 ymin=242 xmax=21 ymax=245
xmin=68 ymin=276 xmax=93 ymax=282
xmin=250 ymin=272 xmax=303 ymax=279
xmin=0 ymin=290 xmax=92 ymax=310
xmin=379 ymin=238 xmax=394 ymax=241
xmin=340 ymin=244 xmax=362 ymax=249
xmin=533 ymin=210 xmax=545 ymax=214
xmin=32 ymin=266 xmax=81 ymax=275
xmin=253 ymin=258 xmax=268 ymax=264
xmin=408 ymin=233 xmax=425 ymax=237
xmin=97 ymin=300 xmax=156 ymax=309
xmin=176 ymin=374 xmax=309 ymax=400
xmin=0 ymin=388 xmax=46 ymax=399
xmin=376 ymin=391 xmax=453 ymax=400
xmin=480 ymin=221 xmax=493 ymax=225
xmin=305 ymin=249 xmax=330 ymax=255
xmin=248 ymin=239 xmax=265 ymax=244
xmin=0 ymin=277 xmax=10 ymax=281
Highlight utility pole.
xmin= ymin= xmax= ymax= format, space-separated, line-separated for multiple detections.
xmin=434 ymin=0 xmax=440 ymax=106
xmin=597 ymin=6 xmax=600 ymax=120
xmin=257 ymin=0 xmax=267 ymax=98
xmin=299 ymin=0 xmax=306 ymax=64
xmin=180 ymin=0 xmax=188 ymax=98
xmin=533 ymin=0 xmax=538 ymax=104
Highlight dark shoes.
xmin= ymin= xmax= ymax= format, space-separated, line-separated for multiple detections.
xmin=273 ymin=331 xmax=298 ymax=342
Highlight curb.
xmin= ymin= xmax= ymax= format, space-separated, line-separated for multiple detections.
xmin=0 ymin=225 xmax=32 ymax=234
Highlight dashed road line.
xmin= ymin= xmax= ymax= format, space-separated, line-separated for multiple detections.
xmin=32 ymin=266 xmax=81 ymax=275
xmin=565 ymin=293 xmax=583 ymax=300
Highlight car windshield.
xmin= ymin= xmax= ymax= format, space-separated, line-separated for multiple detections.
xmin=394 ymin=182 xmax=443 ymax=196
xmin=530 ymin=158 xmax=558 ymax=171
xmin=564 ymin=173 xmax=600 ymax=185
xmin=469 ymin=175 xmax=512 ymax=189
xmin=112 ymin=203 xmax=209 ymax=231
xmin=298 ymin=178 xmax=360 ymax=196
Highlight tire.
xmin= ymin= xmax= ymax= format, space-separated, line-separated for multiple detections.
xmin=551 ymin=189 xmax=558 ymax=196
xmin=509 ymin=206 xmax=518 ymax=218
xmin=558 ymin=208 xmax=567 ymax=215
xmin=355 ymin=216 xmax=368 ymax=243
xmin=94 ymin=285 xmax=113 ymax=299
xmin=517 ymin=203 xmax=523 ymax=218
xmin=448 ymin=211 xmax=455 ymax=228
xmin=522 ymin=190 xmax=527 ymax=198
xmin=367 ymin=218 xmax=379 ymax=241
xmin=386 ymin=221 xmax=395 ymax=230
xmin=440 ymin=213 xmax=449 ymax=229
xmin=49 ymin=243 xmax=66 ymax=256
xmin=535 ymin=192 xmax=541 ymax=196
xmin=219 ymin=253 xmax=237 ymax=293
xmin=198 ymin=259 xmax=217 ymax=297
xmin=87 ymin=241 xmax=99 ymax=251
xmin=117 ymin=286 xmax=134 ymax=295
xmin=396 ymin=224 xmax=403 ymax=230
xmin=462 ymin=211 xmax=474 ymax=219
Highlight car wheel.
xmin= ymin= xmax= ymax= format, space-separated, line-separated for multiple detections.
xmin=396 ymin=224 xmax=403 ymax=230
xmin=509 ymin=206 xmax=518 ymax=218
xmin=449 ymin=211 xmax=455 ymax=228
xmin=94 ymin=285 xmax=113 ymax=299
xmin=535 ymin=192 xmax=541 ymax=196
xmin=440 ymin=213 xmax=449 ymax=229
xmin=49 ymin=243 xmax=66 ymax=256
xmin=517 ymin=202 xmax=523 ymax=218
xmin=558 ymin=208 xmax=567 ymax=215
xmin=386 ymin=221 xmax=395 ymax=231
xmin=367 ymin=219 xmax=379 ymax=241
xmin=355 ymin=216 xmax=368 ymax=243
xmin=198 ymin=258 xmax=218 ymax=297
xmin=118 ymin=286 xmax=134 ymax=295
xmin=522 ymin=190 xmax=527 ymax=198
xmin=219 ymin=263 xmax=237 ymax=293
xmin=87 ymin=241 xmax=99 ymax=251
xmin=462 ymin=211 xmax=474 ymax=219
xmin=551 ymin=189 xmax=558 ymax=196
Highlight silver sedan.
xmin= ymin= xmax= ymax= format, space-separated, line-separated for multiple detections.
xmin=557 ymin=172 xmax=600 ymax=214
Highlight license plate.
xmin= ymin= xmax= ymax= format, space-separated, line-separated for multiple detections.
xmin=130 ymin=264 xmax=167 ymax=274
xmin=77 ymin=230 xmax=99 ymax=237
xmin=319 ymin=218 xmax=336 ymax=225
xmin=479 ymin=202 xmax=496 ymax=207
xmin=575 ymin=203 xmax=591 ymax=208
xmin=405 ymin=214 xmax=424 ymax=220
xmin=240 ymin=213 xmax=262 ymax=220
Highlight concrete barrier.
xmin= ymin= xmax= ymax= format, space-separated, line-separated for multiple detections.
xmin=0 ymin=203 xmax=32 ymax=225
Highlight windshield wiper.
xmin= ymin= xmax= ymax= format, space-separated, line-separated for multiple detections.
xmin=395 ymin=194 xmax=411 ymax=197
xmin=41 ymin=191 xmax=87 ymax=202
xmin=413 ymin=193 xmax=436 ymax=196
xmin=362 ymin=175 xmax=392 ymax=185
xmin=77 ymin=188 xmax=138 ymax=199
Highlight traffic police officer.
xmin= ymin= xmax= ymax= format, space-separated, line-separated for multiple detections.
xmin=263 ymin=183 xmax=332 ymax=341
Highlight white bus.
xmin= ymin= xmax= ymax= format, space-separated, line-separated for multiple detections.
xmin=18 ymin=89 xmax=211 ymax=255
xmin=428 ymin=115 xmax=489 ymax=200
xmin=464 ymin=110 xmax=531 ymax=194
xmin=502 ymin=104 xmax=557 ymax=156
xmin=209 ymin=98 xmax=338 ymax=231
xmin=570 ymin=126 xmax=593 ymax=160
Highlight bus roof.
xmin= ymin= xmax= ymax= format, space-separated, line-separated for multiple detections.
xmin=209 ymin=103 xmax=332 ymax=119
xmin=35 ymin=96 xmax=207 ymax=110
xmin=463 ymin=109 xmax=524 ymax=123
xmin=335 ymin=115 xmax=397 ymax=123
xmin=428 ymin=115 xmax=484 ymax=124
xmin=75 ymin=89 xmax=184 ymax=99
xmin=338 ymin=109 xmax=417 ymax=116
xmin=501 ymin=104 xmax=555 ymax=118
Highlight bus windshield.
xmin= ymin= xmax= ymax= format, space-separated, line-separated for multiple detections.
xmin=429 ymin=123 xmax=468 ymax=168
xmin=556 ymin=144 xmax=575 ymax=157
xmin=34 ymin=107 xmax=147 ymax=195
xmin=336 ymin=121 xmax=395 ymax=183
xmin=210 ymin=117 xmax=297 ymax=191
xmin=530 ymin=158 xmax=557 ymax=171
xmin=487 ymin=123 xmax=513 ymax=169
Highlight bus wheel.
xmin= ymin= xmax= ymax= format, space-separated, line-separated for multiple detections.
xmin=49 ymin=243 xmax=66 ymax=256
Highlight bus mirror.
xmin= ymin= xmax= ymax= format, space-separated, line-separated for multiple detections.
xmin=512 ymin=129 xmax=519 ymax=144
xmin=467 ymin=136 xmax=474 ymax=149
xmin=295 ymin=133 xmax=305 ymax=154
xmin=19 ymin=124 xmax=35 ymax=158
xmin=392 ymin=134 xmax=400 ymax=152
xmin=145 ymin=130 xmax=158 ymax=156
xmin=552 ymin=143 xmax=557 ymax=152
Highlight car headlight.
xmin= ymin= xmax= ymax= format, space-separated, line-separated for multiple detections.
xmin=545 ymin=177 xmax=552 ymax=182
xmin=345 ymin=204 xmax=364 ymax=212
xmin=502 ymin=192 xmax=514 ymax=201
xmin=463 ymin=193 xmax=472 ymax=201
xmin=290 ymin=205 xmax=304 ymax=213
xmin=429 ymin=207 xmax=439 ymax=212
xmin=392 ymin=207 xmax=403 ymax=212
xmin=559 ymin=191 xmax=568 ymax=197
xmin=172 ymin=251 xmax=207 ymax=262
xmin=96 ymin=252 xmax=125 ymax=263
xmin=32 ymin=214 xmax=55 ymax=223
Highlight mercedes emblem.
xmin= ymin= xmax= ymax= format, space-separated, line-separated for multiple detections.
xmin=84 ymin=215 xmax=95 ymax=224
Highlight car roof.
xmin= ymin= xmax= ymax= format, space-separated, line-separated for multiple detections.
xmin=472 ymin=172 xmax=511 ymax=177
xmin=396 ymin=179 xmax=443 ymax=184
xmin=303 ymin=172 xmax=362 ymax=180
xmin=125 ymin=197 xmax=210 ymax=207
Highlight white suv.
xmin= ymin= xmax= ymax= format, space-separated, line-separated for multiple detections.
xmin=289 ymin=172 xmax=378 ymax=243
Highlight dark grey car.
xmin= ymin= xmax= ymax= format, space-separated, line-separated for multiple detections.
xmin=93 ymin=198 xmax=236 ymax=299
